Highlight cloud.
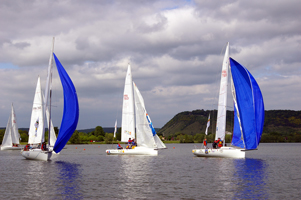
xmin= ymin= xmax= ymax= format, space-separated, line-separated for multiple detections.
xmin=0 ymin=0 xmax=300 ymax=129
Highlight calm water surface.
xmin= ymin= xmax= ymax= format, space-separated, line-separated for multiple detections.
xmin=0 ymin=143 xmax=300 ymax=199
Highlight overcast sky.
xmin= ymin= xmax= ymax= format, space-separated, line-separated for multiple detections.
xmin=0 ymin=0 xmax=300 ymax=130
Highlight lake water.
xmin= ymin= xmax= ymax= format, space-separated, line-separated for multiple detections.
xmin=0 ymin=143 xmax=300 ymax=199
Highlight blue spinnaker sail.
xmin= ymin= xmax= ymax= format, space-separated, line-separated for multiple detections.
xmin=232 ymin=105 xmax=244 ymax=148
xmin=230 ymin=57 xmax=264 ymax=150
xmin=53 ymin=53 xmax=79 ymax=153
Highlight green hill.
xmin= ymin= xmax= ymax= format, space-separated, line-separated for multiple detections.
xmin=158 ymin=109 xmax=301 ymax=137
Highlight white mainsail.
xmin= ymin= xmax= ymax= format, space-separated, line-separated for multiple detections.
xmin=114 ymin=119 xmax=117 ymax=138
xmin=28 ymin=76 xmax=45 ymax=144
xmin=205 ymin=114 xmax=210 ymax=135
xmin=215 ymin=42 xmax=229 ymax=141
xmin=2 ymin=104 xmax=20 ymax=147
xmin=43 ymin=38 xmax=54 ymax=147
xmin=133 ymin=82 xmax=157 ymax=149
xmin=121 ymin=64 xmax=135 ymax=142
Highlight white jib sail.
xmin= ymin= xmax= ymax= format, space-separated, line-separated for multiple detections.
xmin=215 ymin=42 xmax=229 ymax=141
xmin=40 ymin=90 xmax=56 ymax=147
xmin=45 ymin=99 xmax=56 ymax=147
xmin=154 ymin=134 xmax=166 ymax=149
xmin=121 ymin=64 xmax=135 ymax=142
xmin=11 ymin=104 xmax=20 ymax=144
xmin=133 ymin=82 xmax=157 ymax=149
xmin=28 ymin=76 xmax=45 ymax=144
xmin=2 ymin=107 xmax=13 ymax=147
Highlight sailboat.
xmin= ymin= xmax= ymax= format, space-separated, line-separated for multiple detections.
xmin=106 ymin=64 xmax=166 ymax=156
xmin=113 ymin=119 xmax=117 ymax=138
xmin=24 ymin=76 xmax=58 ymax=153
xmin=21 ymin=37 xmax=79 ymax=161
xmin=1 ymin=103 xmax=21 ymax=150
xmin=192 ymin=43 xmax=264 ymax=158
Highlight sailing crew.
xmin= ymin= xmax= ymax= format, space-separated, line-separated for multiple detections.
xmin=212 ymin=140 xmax=217 ymax=149
xmin=117 ymin=143 xmax=123 ymax=149
xmin=131 ymin=139 xmax=136 ymax=148
xmin=24 ymin=144 xmax=29 ymax=151
xmin=128 ymin=138 xmax=133 ymax=148
xmin=218 ymin=138 xmax=223 ymax=148
xmin=203 ymin=138 xmax=207 ymax=149
xmin=41 ymin=142 xmax=46 ymax=151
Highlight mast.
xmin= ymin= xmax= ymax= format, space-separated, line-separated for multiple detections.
xmin=42 ymin=37 xmax=55 ymax=148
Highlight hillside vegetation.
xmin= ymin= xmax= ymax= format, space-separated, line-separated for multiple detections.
xmin=158 ymin=109 xmax=301 ymax=143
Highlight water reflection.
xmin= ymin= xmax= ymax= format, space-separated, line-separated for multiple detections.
xmin=54 ymin=161 xmax=83 ymax=200
xmin=118 ymin=156 xmax=155 ymax=199
xmin=23 ymin=161 xmax=50 ymax=198
xmin=232 ymin=158 xmax=269 ymax=199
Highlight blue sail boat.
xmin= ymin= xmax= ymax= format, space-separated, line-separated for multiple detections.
xmin=21 ymin=38 xmax=79 ymax=161
xmin=193 ymin=43 xmax=264 ymax=158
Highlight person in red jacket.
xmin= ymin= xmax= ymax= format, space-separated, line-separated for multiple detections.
xmin=218 ymin=139 xmax=223 ymax=148
xmin=203 ymin=138 xmax=207 ymax=149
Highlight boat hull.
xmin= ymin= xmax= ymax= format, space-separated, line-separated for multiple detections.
xmin=106 ymin=146 xmax=158 ymax=156
xmin=1 ymin=146 xmax=22 ymax=150
xmin=21 ymin=149 xmax=53 ymax=161
xmin=192 ymin=147 xmax=245 ymax=158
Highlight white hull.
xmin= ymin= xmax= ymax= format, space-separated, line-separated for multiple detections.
xmin=106 ymin=146 xmax=158 ymax=156
xmin=48 ymin=146 xmax=60 ymax=154
xmin=192 ymin=147 xmax=245 ymax=158
xmin=21 ymin=149 xmax=52 ymax=161
xmin=1 ymin=146 xmax=22 ymax=150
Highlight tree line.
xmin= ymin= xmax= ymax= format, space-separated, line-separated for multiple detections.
xmin=1 ymin=125 xmax=301 ymax=145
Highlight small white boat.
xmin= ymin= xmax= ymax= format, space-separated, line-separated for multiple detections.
xmin=21 ymin=38 xmax=79 ymax=161
xmin=1 ymin=104 xmax=22 ymax=151
xmin=193 ymin=43 xmax=264 ymax=158
xmin=106 ymin=64 xmax=165 ymax=156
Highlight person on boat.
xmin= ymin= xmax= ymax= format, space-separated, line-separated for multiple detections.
xmin=41 ymin=142 xmax=46 ymax=151
xmin=24 ymin=144 xmax=29 ymax=151
xmin=126 ymin=145 xmax=130 ymax=149
xmin=203 ymin=138 xmax=207 ymax=149
xmin=117 ymin=143 xmax=123 ymax=149
xmin=212 ymin=140 xmax=217 ymax=149
xmin=131 ymin=139 xmax=136 ymax=147
xmin=215 ymin=138 xmax=221 ymax=148
xmin=128 ymin=138 xmax=132 ymax=147
xmin=218 ymin=139 xmax=223 ymax=148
